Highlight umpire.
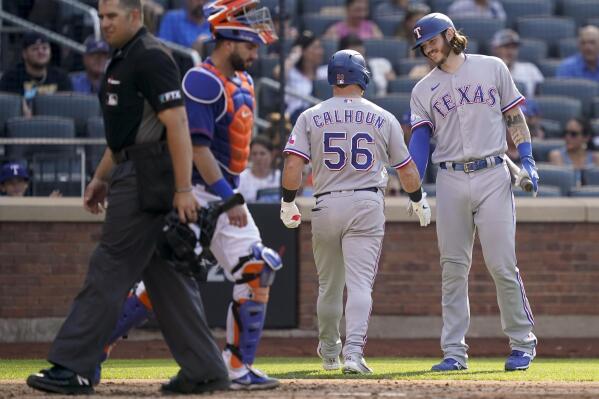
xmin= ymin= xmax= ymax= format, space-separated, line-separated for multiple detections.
xmin=26 ymin=0 xmax=229 ymax=395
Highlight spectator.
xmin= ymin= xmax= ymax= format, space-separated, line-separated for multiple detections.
xmin=395 ymin=3 xmax=430 ymax=54
xmin=374 ymin=0 xmax=409 ymax=18
xmin=70 ymin=36 xmax=110 ymax=94
xmin=317 ymin=34 xmax=396 ymax=95
xmin=238 ymin=135 xmax=281 ymax=203
xmin=262 ymin=112 xmax=293 ymax=168
xmin=157 ymin=0 xmax=211 ymax=52
xmin=520 ymin=99 xmax=545 ymax=140
xmin=0 ymin=162 xmax=61 ymax=197
xmin=323 ymin=0 xmax=383 ymax=41
xmin=556 ymin=25 xmax=599 ymax=82
xmin=491 ymin=29 xmax=544 ymax=99
xmin=448 ymin=0 xmax=506 ymax=21
xmin=549 ymin=118 xmax=599 ymax=173
xmin=0 ymin=32 xmax=72 ymax=117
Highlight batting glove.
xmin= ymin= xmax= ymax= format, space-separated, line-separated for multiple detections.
xmin=517 ymin=156 xmax=539 ymax=197
xmin=407 ymin=192 xmax=431 ymax=227
xmin=280 ymin=199 xmax=301 ymax=228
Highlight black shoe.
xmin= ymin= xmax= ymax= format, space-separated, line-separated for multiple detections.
xmin=26 ymin=365 xmax=94 ymax=395
xmin=161 ymin=370 xmax=230 ymax=394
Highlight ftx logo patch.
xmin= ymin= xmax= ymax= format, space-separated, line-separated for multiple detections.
xmin=159 ymin=90 xmax=182 ymax=104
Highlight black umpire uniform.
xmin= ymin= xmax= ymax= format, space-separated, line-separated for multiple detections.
xmin=47 ymin=28 xmax=228 ymax=386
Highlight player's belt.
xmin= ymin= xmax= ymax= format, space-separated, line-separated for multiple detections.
xmin=314 ymin=186 xmax=379 ymax=199
xmin=112 ymin=141 xmax=168 ymax=164
xmin=439 ymin=156 xmax=504 ymax=173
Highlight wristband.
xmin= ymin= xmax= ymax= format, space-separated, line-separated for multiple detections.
xmin=517 ymin=142 xmax=533 ymax=160
xmin=175 ymin=186 xmax=193 ymax=193
xmin=407 ymin=187 xmax=423 ymax=202
xmin=282 ymin=188 xmax=297 ymax=203
xmin=209 ymin=178 xmax=234 ymax=200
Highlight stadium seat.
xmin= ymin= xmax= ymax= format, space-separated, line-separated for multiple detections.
xmin=536 ymin=163 xmax=577 ymax=195
xmin=388 ymin=76 xmax=420 ymax=94
xmin=31 ymin=153 xmax=83 ymax=197
xmin=532 ymin=139 xmax=565 ymax=162
xmin=592 ymin=98 xmax=599 ymax=118
xmin=321 ymin=39 xmax=337 ymax=64
xmin=592 ymin=119 xmax=599 ymax=136
xmin=364 ymin=39 xmax=408 ymax=64
xmin=465 ymin=39 xmax=479 ymax=54
xmin=451 ymin=17 xmax=505 ymax=53
xmin=429 ymin=0 xmax=453 ymax=14
xmin=301 ymin=0 xmax=343 ymax=14
xmin=258 ymin=56 xmax=279 ymax=80
xmin=588 ymin=18 xmax=599 ymax=27
xmin=558 ymin=37 xmax=579 ymax=59
xmin=33 ymin=93 xmax=101 ymax=136
xmin=518 ymin=39 xmax=548 ymax=65
xmin=539 ymin=119 xmax=564 ymax=139
xmin=313 ymin=79 xmax=332 ymax=100
xmin=517 ymin=17 xmax=577 ymax=56
xmin=583 ymin=168 xmax=599 ymax=185
xmin=513 ymin=184 xmax=561 ymax=197
xmin=302 ymin=14 xmax=341 ymax=37
xmin=569 ymin=186 xmax=599 ymax=197
xmin=0 ymin=92 xmax=22 ymax=136
xmin=6 ymin=116 xmax=76 ymax=160
xmin=538 ymin=78 xmax=599 ymax=117
xmin=501 ymin=0 xmax=553 ymax=29
xmin=395 ymin=58 xmax=428 ymax=75
xmin=535 ymin=95 xmax=583 ymax=127
xmin=374 ymin=16 xmax=402 ymax=37
xmin=538 ymin=58 xmax=562 ymax=77
xmin=371 ymin=94 xmax=411 ymax=120
xmin=562 ymin=0 xmax=599 ymax=28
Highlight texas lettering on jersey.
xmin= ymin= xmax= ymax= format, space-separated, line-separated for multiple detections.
xmin=432 ymin=84 xmax=498 ymax=118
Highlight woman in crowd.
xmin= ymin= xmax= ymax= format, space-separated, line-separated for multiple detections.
xmin=238 ymin=135 xmax=281 ymax=203
xmin=323 ymin=0 xmax=383 ymax=41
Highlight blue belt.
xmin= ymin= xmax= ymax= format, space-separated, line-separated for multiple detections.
xmin=314 ymin=186 xmax=378 ymax=199
xmin=439 ymin=156 xmax=504 ymax=173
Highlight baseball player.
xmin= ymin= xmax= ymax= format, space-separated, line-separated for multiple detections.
xmin=280 ymin=49 xmax=431 ymax=374
xmin=408 ymin=13 xmax=538 ymax=371
xmin=95 ymin=0 xmax=282 ymax=390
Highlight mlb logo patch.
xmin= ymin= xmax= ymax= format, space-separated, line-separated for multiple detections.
xmin=107 ymin=93 xmax=118 ymax=106
xmin=288 ymin=134 xmax=295 ymax=144
xmin=336 ymin=73 xmax=345 ymax=84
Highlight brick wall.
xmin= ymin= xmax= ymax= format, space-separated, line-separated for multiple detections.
xmin=2 ymin=221 xmax=599 ymax=326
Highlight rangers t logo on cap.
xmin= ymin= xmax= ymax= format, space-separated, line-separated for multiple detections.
xmin=413 ymin=26 xmax=422 ymax=39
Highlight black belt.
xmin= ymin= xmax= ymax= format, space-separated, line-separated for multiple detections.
xmin=112 ymin=141 xmax=168 ymax=164
xmin=439 ymin=156 xmax=503 ymax=173
xmin=314 ymin=186 xmax=378 ymax=199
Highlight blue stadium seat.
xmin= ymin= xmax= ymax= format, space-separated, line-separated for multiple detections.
xmin=536 ymin=163 xmax=577 ymax=196
xmin=539 ymin=119 xmax=564 ymax=139
xmin=562 ymin=0 xmax=599 ymax=28
xmin=6 ymin=116 xmax=76 ymax=160
xmin=364 ymin=39 xmax=408 ymax=64
xmin=569 ymin=186 xmax=599 ymax=197
xmin=301 ymin=0 xmax=344 ymax=14
xmin=592 ymin=119 xmax=599 ymax=136
xmin=465 ymin=39 xmax=479 ymax=54
xmin=513 ymin=184 xmax=561 ymax=197
xmin=532 ymin=139 xmax=565 ymax=162
xmin=258 ymin=56 xmax=279 ymax=80
xmin=371 ymin=94 xmax=411 ymax=119
xmin=313 ymin=79 xmax=332 ymax=100
xmin=302 ymin=14 xmax=341 ymax=37
xmin=518 ymin=39 xmax=548 ymax=65
xmin=538 ymin=78 xmax=599 ymax=117
xmin=0 ymin=93 xmax=22 ymax=136
xmin=31 ymin=153 xmax=82 ymax=197
xmin=558 ymin=38 xmax=579 ymax=59
xmin=395 ymin=58 xmax=428 ymax=75
xmin=535 ymin=95 xmax=583 ymax=127
xmin=388 ymin=76 xmax=420 ymax=94
xmin=517 ymin=17 xmax=577 ymax=56
xmin=538 ymin=58 xmax=562 ymax=77
xmin=588 ymin=18 xmax=599 ymax=27
xmin=321 ymin=39 xmax=337 ymax=63
xmin=261 ymin=0 xmax=297 ymax=16
xmin=33 ymin=93 xmax=101 ymax=136
xmin=583 ymin=168 xmax=599 ymax=185
xmin=430 ymin=0 xmax=453 ymax=14
xmin=451 ymin=17 xmax=505 ymax=53
xmin=374 ymin=16 xmax=402 ymax=37
xmin=593 ymin=98 xmax=599 ymax=118
xmin=501 ymin=0 xmax=553 ymax=29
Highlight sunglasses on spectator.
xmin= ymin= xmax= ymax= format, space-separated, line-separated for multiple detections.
xmin=565 ymin=130 xmax=584 ymax=137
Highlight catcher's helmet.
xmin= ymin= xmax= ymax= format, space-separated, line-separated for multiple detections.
xmin=203 ymin=0 xmax=278 ymax=45
xmin=412 ymin=12 xmax=455 ymax=49
xmin=327 ymin=49 xmax=370 ymax=91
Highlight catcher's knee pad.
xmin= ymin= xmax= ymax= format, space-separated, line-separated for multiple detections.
xmin=232 ymin=243 xmax=282 ymax=290
xmin=227 ymin=299 xmax=267 ymax=366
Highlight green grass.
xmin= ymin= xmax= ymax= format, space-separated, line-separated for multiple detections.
xmin=2 ymin=358 xmax=599 ymax=382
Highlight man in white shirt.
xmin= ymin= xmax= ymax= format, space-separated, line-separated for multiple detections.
xmin=492 ymin=29 xmax=544 ymax=98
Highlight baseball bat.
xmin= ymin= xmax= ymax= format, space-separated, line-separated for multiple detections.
xmin=505 ymin=157 xmax=533 ymax=192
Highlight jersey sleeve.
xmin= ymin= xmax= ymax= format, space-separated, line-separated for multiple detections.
xmin=387 ymin=115 xmax=412 ymax=169
xmin=496 ymin=58 xmax=525 ymax=113
xmin=283 ymin=111 xmax=311 ymax=162
xmin=181 ymin=67 xmax=226 ymax=145
xmin=135 ymin=48 xmax=184 ymax=112
xmin=409 ymin=89 xmax=434 ymax=131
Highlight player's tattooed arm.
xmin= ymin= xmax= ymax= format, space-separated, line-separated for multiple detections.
xmin=504 ymin=106 xmax=532 ymax=147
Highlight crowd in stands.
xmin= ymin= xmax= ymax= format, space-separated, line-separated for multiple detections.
xmin=2 ymin=0 xmax=599 ymax=198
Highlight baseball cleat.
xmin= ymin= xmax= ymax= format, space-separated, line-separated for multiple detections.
xmin=26 ymin=365 xmax=94 ymax=395
xmin=230 ymin=366 xmax=280 ymax=390
xmin=505 ymin=350 xmax=535 ymax=371
xmin=161 ymin=371 xmax=230 ymax=394
xmin=317 ymin=343 xmax=341 ymax=371
xmin=343 ymin=354 xmax=373 ymax=374
xmin=431 ymin=358 xmax=467 ymax=371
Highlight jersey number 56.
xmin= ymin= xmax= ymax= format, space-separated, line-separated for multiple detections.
xmin=323 ymin=132 xmax=374 ymax=171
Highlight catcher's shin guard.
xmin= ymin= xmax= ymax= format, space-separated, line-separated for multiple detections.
xmin=225 ymin=243 xmax=282 ymax=368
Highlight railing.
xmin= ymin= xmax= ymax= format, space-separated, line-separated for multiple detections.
xmin=57 ymin=0 xmax=101 ymax=41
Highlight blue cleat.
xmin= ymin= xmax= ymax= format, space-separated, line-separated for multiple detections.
xmin=230 ymin=366 xmax=280 ymax=391
xmin=505 ymin=350 xmax=535 ymax=371
xmin=431 ymin=358 xmax=467 ymax=371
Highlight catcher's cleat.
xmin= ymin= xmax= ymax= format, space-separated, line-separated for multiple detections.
xmin=26 ymin=365 xmax=94 ymax=395
xmin=505 ymin=349 xmax=535 ymax=371
xmin=342 ymin=354 xmax=373 ymax=374
xmin=317 ymin=343 xmax=341 ymax=371
xmin=161 ymin=371 xmax=230 ymax=394
xmin=431 ymin=358 xmax=467 ymax=371
xmin=230 ymin=367 xmax=280 ymax=390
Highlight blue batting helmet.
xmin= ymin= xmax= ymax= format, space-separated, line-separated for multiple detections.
xmin=412 ymin=13 xmax=455 ymax=49
xmin=327 ymin=49 xmax=370 ymax=91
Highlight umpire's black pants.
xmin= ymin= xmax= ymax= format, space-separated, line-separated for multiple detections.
xmin=48 ymin=161 xmax=228 ymax=382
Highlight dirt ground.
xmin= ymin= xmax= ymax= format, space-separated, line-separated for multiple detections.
xmin=4 ymin=379 xmax=599 ymax=399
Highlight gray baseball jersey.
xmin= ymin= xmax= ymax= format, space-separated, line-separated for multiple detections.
xmin=284 ymin=96 xmax=412 ymax=195
xmin=410 ymin=54 xmax=536 ymax=367
xmin=410 ymin=54 xmax=523 ymax=163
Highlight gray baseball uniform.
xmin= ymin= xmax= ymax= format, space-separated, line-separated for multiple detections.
xmin=284 ymin=96 xmax=411 ymax=358
xmin=410 ymin=54 xmax=536 ymax=366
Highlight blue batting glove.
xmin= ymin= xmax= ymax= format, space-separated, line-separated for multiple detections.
xmin=521 ymin=156 xmax=539 ymax=195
